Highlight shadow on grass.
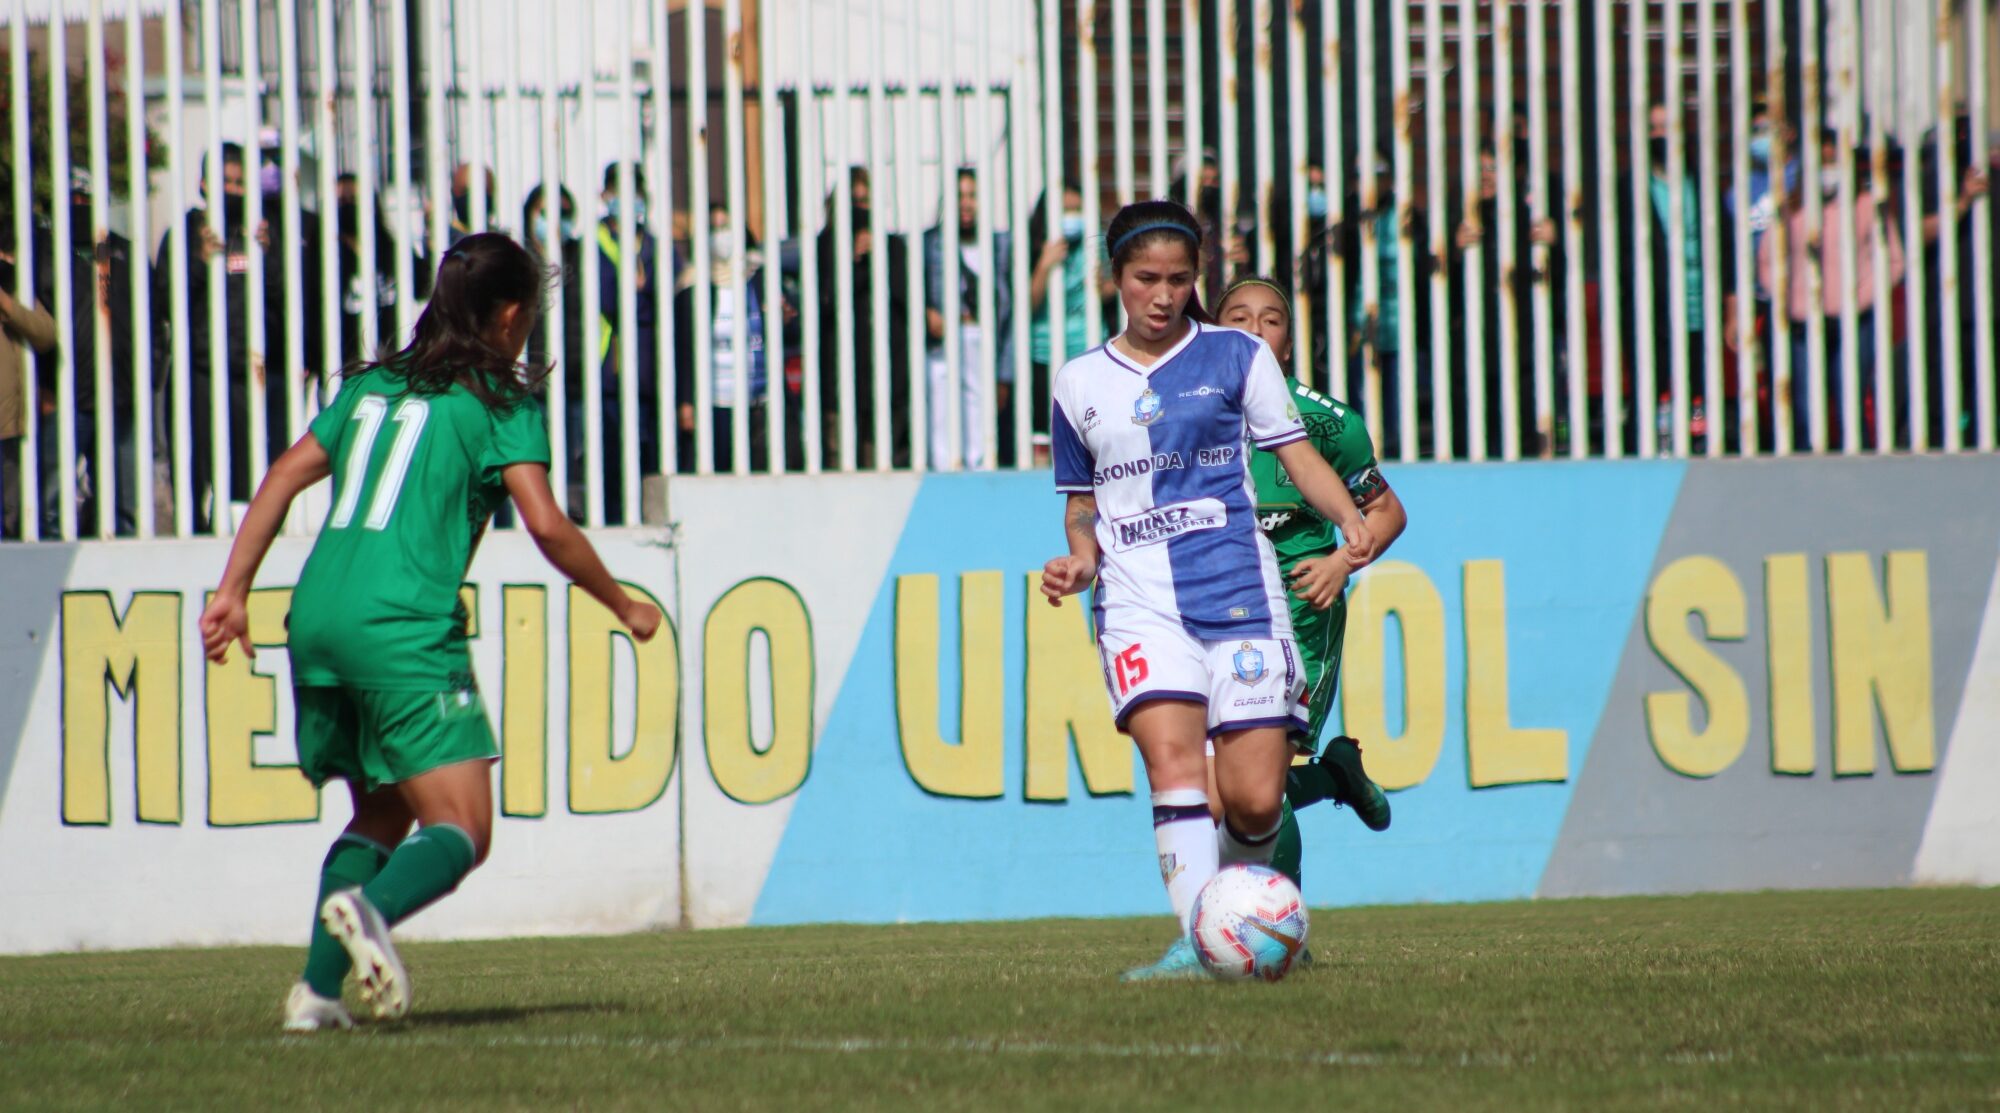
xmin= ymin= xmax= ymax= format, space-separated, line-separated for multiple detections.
xmin=399 ymin=1001 xmax=635 ymax=1029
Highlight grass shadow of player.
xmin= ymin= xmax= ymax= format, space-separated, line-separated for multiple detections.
xmin=401 ymin=1001 xmax=636 ymax=1029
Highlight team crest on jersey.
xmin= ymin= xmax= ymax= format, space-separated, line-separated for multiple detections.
xmin=1131 ymin=388 xmax=1164 ymax=426
xmin=1232 ymin=642 xmax=1267 ymax=685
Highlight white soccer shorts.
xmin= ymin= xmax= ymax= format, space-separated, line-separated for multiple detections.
xmin=1096 ymin=609 xmax=1308 ymax=738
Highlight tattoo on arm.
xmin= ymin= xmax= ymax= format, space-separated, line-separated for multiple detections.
xmin=1066 ymin=497 xmax=1098 ymax=534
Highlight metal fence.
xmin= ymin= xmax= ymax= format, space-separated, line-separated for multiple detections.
xmin=2 ymin=0 xmax=1996 ymax=542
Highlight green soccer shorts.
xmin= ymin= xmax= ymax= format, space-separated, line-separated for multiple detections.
xmin=1284 ymin=583 xmax=1348 ymax=754
xmin=294 ymin=684 xmax=499 ymax=794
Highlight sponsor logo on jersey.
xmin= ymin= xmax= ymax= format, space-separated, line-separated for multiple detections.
xmin=1093 ymin=451 xmax=1186 ymax=486
xmin=1232 ymin=642 xmax=1267 ymax=685
xmin=1081 ymin=406 xmax=1101 ymax=431
xmin=1197 ymin=446 xmax=1237 ymax=467
xmin=1131 ymin=388 xmax=1165 ymax=426
xmin=1107 ymin=497 xmax=1227 ymax=551
xmin=1257 ymin=510 xmax=1295 ymax=532
xmin=1177 ymin=385 xmax=1221 ymax=399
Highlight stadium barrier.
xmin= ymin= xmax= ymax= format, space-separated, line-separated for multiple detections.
xmin=4 ymin=459 xmax=1999 ymax=954
xmin=5 ymin=1 xmax=1998 ymax=544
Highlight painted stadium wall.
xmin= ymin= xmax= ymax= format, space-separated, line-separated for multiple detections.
xmin=2 ymin=458 xmax=1998 ymax=953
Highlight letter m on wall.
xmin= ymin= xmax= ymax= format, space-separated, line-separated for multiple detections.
xmin=62 ymin=592 xmax=183 ymax=825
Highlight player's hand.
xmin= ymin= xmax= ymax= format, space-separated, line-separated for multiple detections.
xmin=620 ymin=599 xmax=663 ymax=642
xmin=1340 ymin=519 xmax=1376 ymax=568
xmin=199 ymin=592 xmax=252 ymax=663
xmin=1289 ymin=555 xmax=1352 ymax=611
xmin=1040 ymin=555 xmax=1095 ymax=606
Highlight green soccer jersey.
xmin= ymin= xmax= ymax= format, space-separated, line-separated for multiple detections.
xmin=287 ymin=368 xmax=551 ymax=691
xmin=1248 ymin=378 xmax=1387 ymax=565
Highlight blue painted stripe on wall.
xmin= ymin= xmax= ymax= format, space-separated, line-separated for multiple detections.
xmin=751 ymin=462 xmax=1686 ymax=925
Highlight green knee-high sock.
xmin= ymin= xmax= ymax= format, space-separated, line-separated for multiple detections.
xmin=1268 ymin=798 xmax=1304 ymax=888
xmin=303 ymin=833 xmax=393 ymax=998
xmin=361 ymin=823 xmax=479 ymax=926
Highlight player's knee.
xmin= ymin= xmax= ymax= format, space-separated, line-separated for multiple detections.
xmin=1220 ymin=787 xmax=1283 ymax=835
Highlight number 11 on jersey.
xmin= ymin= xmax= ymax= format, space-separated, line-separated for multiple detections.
xmin=329 ymin=396 xmax=430 ymax=532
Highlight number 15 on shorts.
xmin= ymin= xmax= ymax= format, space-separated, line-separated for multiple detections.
xmin=1112 ymin=643 xmax=1148 ymax=695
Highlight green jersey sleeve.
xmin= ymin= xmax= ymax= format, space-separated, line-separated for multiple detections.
xmin=306 ymin=380 xmax=358 ymax=457
xmin=1325 ymin=395 xmax=1388 ymax=507
xmin=481 ymin=398 xmax=553 ymax=483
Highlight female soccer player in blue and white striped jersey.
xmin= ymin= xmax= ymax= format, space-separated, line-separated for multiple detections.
xmin=1039 ymin=200 xmax=1376 ymax=979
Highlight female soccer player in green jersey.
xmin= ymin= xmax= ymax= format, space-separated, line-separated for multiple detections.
xmin=1214 ymin=276 xmax=1409 ymax=884
xmin=199 ymin=233 xmax=662 ymax=1031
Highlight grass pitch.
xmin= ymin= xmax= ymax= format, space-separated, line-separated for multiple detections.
xmin=3 ymin=888 xmax=1997 ymax=1111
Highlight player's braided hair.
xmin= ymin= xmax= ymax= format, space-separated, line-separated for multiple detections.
xmin=1104 ymin=198 xmax=1214 ymax=324
xmin=345 ymin=230 xmax=553 ymax=412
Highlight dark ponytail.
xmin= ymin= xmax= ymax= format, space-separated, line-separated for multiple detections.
xmin=1104 ymin=198 xmax=1214 ymax=325
xmin=347 ymin=231 xmax=552 ymax=412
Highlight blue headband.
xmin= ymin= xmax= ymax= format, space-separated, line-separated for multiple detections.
xmin=1109 ymin=219 xmax=1199 ymax=259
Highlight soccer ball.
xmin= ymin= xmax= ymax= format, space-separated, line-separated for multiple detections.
xmin=1190 ymin=864 xmax=1309 ymax=982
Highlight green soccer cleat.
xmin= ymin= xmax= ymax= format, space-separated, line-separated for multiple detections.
xmin=1318 ymin=737 xmax=1392 ymax=832
xmin=1119 ymin=935 xmax=1208 ymax=982
xmin=281 ymin=981 xmax=354 ymax=1033
xmin=320 ymin=889 xmax=411 ymax=1021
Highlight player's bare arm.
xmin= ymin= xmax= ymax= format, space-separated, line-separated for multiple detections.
xmin=1271 ymin=440 xmax=1375 ymax=567
xmin=1288 ymin=484 xmax=1407 ymax=610
xmin=504 ymin=462 xmax=661 ymax=640
xmin=1041 ymin=493 xmax=1100 ymax=605
xmin=199 ymin=433 xmax=334 ymax=664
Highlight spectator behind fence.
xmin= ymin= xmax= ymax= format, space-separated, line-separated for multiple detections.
xmin=924 ymin=168 xmax=1016 ymax=470
xmin=594 ymin=165 xmax=663 ymax=517
xmin=448 ymin=164 xmax=500 ymax=246
xmin=819 ymin=188 xmax=913 ymax=470
xmin=156 ymin=144 xmax=253 ymax=529
xmin=1329 ymin=150 xmax=1432 ymax=461
xmin=1617 ymin=105 xmax=1726 ymax=455
xmin=329 ymin=173 xmax=426 ymax=371
xmin=0 ymin=226 xmax=57 ymax=540
xmin=677 ymin=203 xmax=769 ymax=473
xmin=1026 ymin=185 xmax=1112 ymax=469
xmin=1913 ymin=117 xmax=1991 ymax=447
xmin=1760 ymin=128 xmax=1905 ymax=451
xmin=1448 ymin=144 xmax=1536 ymax=456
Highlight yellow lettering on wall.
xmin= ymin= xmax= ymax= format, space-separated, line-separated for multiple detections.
xmin=1463 ymin=559 xmax=1568 ymax=787
xmin=705 ymin=578 xmax=815 ymax=804
xmin=459 ymin=584 xmax=479 ymax=636
xmin=1024 ymin=587 xmax=1132 ymax=800
xmin=895 ymin=572 xmax=1005 ymax=798
xmin=1643 ymin=556 xmax=1751 ymax=777
xmin=1827 ymin=551 xmax=1935 ymax=775
xmin=501 ymin=585 xmax=548 ymax=817
xmin=1341 ymin=562 xmax=1447 ymax=790
xmin=60 ymin=591 xmax=182 ymax=825
xmin=568 ymin=582 xmax=679 ymax=814
xmin=1764 ymin=553 xmax=1815 ymax=774
xmin=205 ymin=589 xmax=319 ymax=826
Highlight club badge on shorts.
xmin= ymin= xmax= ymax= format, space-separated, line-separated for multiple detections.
xmin=1232 ymin=642 xmax=1267 ymax=685
xmin=1131 ymin=388 xmax=1164 ymax=426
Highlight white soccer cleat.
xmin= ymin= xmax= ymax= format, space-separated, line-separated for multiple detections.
xmin=282 ymin=981 xmax=354 ymax=1032
xmin=319 ymin=889 xmax=411 ymax=1021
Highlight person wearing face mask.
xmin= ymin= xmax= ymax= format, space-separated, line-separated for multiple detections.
xmin=1026 ymin=185 xmax=1113 ymax=464
xmin=1321 ymin=153 xmax=1435 ymax=461
xmin=924 ymin=167 xmax=1018 ymax=470
xmin=817 ymin=185 xmax=913 ymax=470
xmin=594 ymin=164 xmax=664 ymax=516
xmin=675 ymin=202 xmax=770 ymax=473
xmin=521 ymin=183 xmax=588 ymax=515
xmin=153 ymin=143 xmax=278 ymax=530
xmin=1616 ymin=104 xmax=1730 ymax=455
xmin=1758 ymin=127 xmax=1904 ymax=451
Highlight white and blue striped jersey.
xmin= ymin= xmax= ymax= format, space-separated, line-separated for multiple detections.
xmin=1051 ymin=321 xmax=1308 ymax=640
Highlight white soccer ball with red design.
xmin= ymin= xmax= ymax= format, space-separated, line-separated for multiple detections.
xmin=1189 ymin=864 xmax=1309 ymax=981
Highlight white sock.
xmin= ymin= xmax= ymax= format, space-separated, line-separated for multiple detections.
xmin=1152 ymin=788 xmax=1219 ymax=935
xmin=1218 ymin=814 xmax=1282 ymax=866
